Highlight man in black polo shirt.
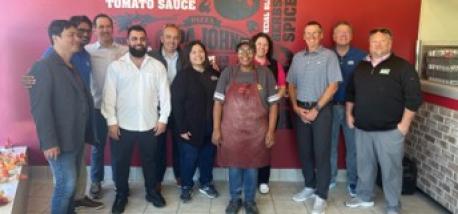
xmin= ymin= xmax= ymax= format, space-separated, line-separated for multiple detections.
xmin=345 ymin=28 xmax=422 ymax=214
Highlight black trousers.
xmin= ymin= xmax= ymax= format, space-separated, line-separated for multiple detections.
xmin=111 ymin=128 xmax=158 ymax=198
xmin=257 ymin=166 xmax=271 ymax=185
xmin=295 ymin=104 xmax=332 ymax=200
xmin=156 ymin=126 xmax=180 ymax=184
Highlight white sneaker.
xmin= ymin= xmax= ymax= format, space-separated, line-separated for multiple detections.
xmin=259 ymin=183 xmax=270 ymax=194
xmin=345 ymin=197 xmax=375 ymax=208
xmin=292 ymin=187 xmax=315 ymax=202
xmin=311 ymin=196 xmax=327 ymax=214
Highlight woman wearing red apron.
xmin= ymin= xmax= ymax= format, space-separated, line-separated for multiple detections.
xmin=212 ymin=41 xmax=279 ymax=214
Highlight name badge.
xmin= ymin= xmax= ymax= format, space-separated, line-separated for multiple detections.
xmin=347 ymin=60 xmax=354 ymax=65
xmin=380 ymin=68 xmax=391 ymax=75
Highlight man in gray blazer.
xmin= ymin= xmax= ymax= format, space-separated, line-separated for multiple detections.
xmin=28 ymin=19 xmax=95 ymax=214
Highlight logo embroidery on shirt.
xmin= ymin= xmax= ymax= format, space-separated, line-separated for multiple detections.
xmin=380 ymin=68 xmax=391 ymax=75
xmin=211 ymin=75 xmax=218 ymax=81
xmin=347 ymin=60 xmax=354 ymax=65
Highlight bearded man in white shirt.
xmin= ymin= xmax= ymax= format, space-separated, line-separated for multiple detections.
xmin=101 ymin=25 xmax=171 ymax=213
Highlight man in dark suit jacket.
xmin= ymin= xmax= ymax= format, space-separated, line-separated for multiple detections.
xmin=147 ymin=23 xmax=186 ymax=191
xmin=28 ymin=19 xmax=95 ymax=214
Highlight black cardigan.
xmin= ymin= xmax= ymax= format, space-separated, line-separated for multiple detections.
xmin=171 ymin=66 xmax=220 ymax=146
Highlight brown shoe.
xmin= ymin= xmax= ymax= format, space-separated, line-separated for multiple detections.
xmin=74 ymin=196 xmax=105 ymax=210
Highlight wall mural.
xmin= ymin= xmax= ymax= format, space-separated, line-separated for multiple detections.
xmin=107 ymin=0 xmax=296 ymax=129
xmin=108 ymin=0 xmax=295 ymax=70
xmin=1 ymin=0 xmax=421 ymax=166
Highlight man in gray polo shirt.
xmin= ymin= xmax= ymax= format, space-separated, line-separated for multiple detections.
xmin=287 ymin=21 xmax=342 ymax=214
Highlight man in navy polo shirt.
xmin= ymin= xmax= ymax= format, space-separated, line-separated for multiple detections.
xmin=329 ymin=21 xmax=366 ymax=196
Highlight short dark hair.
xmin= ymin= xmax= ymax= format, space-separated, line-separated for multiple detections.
xmin=332 ymin=21 xmax=353 ymax=33
xmin=93 ymin=13 xmax=113 ymax=28
xmin=183 ymin=40 xmax=211 ymax=70
xmin=305 ymin=21 xmax=322 ymax=31
xmin=251 ymin=32 xmax=274 ymax=60
xmin=369 ymin=28 xmax=393 ymax=38
xmin=235 ymin=40 xmax=254 ymax=53
xmin=48 ymin=19 xmax=76 ymax=45
xmin=69 ymin=15 xmax=92 ymax=29
xmin=127 ymin=25 xmax=147 ymax=37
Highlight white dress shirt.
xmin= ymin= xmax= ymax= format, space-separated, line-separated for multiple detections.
xmin=85 ymin=41 xmax=128 ymax=109
xmin=101 ymin=53 xmax=171 ymax=132
xmin=162 ymin=49 xmax=178 ymax=83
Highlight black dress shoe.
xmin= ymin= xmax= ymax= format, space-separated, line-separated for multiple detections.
xmin=111 ymin=196 xmax=128 ymax=214
xmin=225 ymin=198 xmax=242 ymax=214
xmin=146 ymin=191 xmax=166 ymax=208
xmin=244 ymin=201 xmax=259 ymax=214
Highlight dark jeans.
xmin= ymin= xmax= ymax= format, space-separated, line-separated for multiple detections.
xmin=90 ymin=109 xmax=108 ymax=183
xmin=257 ymin=165 xmax=271 ymax=185
xmin=156 ymin=118 xmax=180 ymax=184
xmin=295 ymin=104 xmax=332 ymax=199
xmin=179 ymin=137 xmax=216 ymax=188
xmin=48 ymin=145 xmax=84 ymax=214
xmin=111 ymin=128 xmax=158 ymax=198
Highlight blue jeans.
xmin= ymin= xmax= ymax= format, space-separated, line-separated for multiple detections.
xmin=228 ymin=168 xmax=257 ymax=202
xmin=90 ymin=109 xmax=108 ymax=183
xmin=330 ymin=104 xmax=357 ymax=186
xmin=180 ymin=136 xmax=216 ymax=189
xmin=48 ymin=147 xmax=83 ymax=214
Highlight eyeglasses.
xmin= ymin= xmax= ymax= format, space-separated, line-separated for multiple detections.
xmin=304 ymin=31 xmax=321 ymax=37
xmin=78 ymin=28 xmax=91 ymax=34
xmin=237 ymin=49 xmax=254 ymax=56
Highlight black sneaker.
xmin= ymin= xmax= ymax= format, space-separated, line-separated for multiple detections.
xmin=111 ymin=196 xmax=127 ymax=214
xmin=90 ymin=182 xmax=102 ymax=199
xmin=74 ymin=196 xmax=105 ymax=210
xmin=225 ymin=199 xmax=242 ymax=214
xmin=199 ymin=184 xmax=219 ymax=198
xmin=180 ymin=187 xmax=193 ymax=203
xmin=146 ymin=191 xmax=166 ymax=208
xmin=244 ymin=201 xmax=259 ymax=214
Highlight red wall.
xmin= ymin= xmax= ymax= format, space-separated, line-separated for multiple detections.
xmin=1 ymin=0 xmax=422 ymax=166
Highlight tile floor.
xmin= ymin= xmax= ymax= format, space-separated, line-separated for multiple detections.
xmin=26 ymin=180 xmax=449 ymax=214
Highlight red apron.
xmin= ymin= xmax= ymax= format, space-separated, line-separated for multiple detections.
xmin=217 ymin=69 xmax=269 ymax=168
